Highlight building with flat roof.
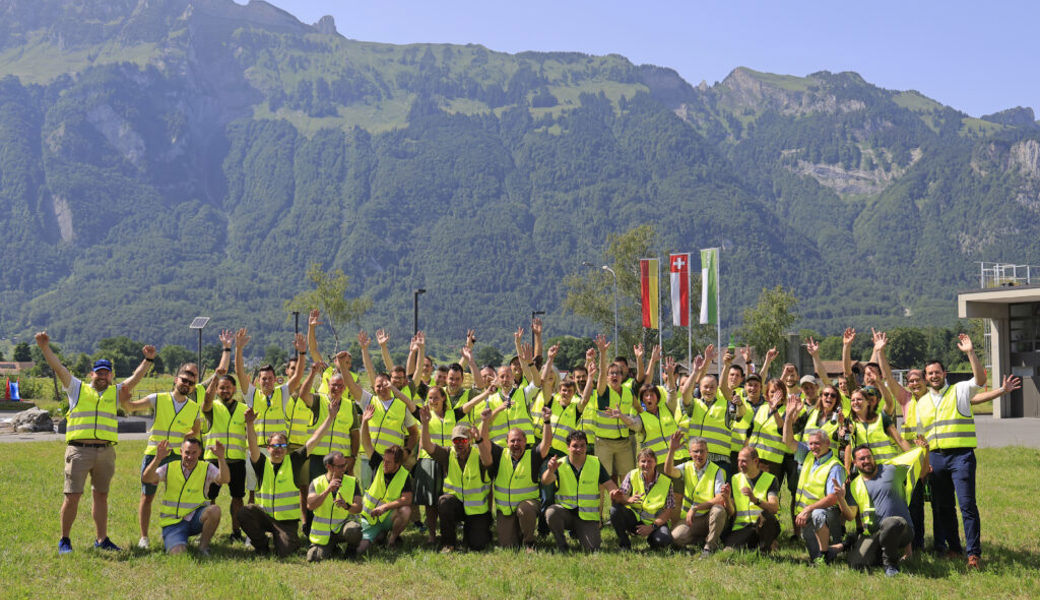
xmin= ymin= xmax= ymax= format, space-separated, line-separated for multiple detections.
xmin=957 ymin=263 xmax=1040 ymax=418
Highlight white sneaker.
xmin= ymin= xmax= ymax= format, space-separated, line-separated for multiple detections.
xmin=137 ymin=536 xmax=150 ymax=549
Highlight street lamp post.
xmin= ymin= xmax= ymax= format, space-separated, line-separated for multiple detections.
xmin=582 ymin=262 xmax=618 ymax=348
xmin=414 ymin=289 xmax=426 ymax=335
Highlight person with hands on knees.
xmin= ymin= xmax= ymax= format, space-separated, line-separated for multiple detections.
xmin=664 ymin=432 xmax=730 ymax=557
xmin=610 ymin=447 xmax=675 ymax=550
xmin=542 ymin=430 xmax=620 ymax=552
xmin=142 ymin=438 xmax=228 ymax=555
xmin=357 ymin=404 xmax=414 ymax=553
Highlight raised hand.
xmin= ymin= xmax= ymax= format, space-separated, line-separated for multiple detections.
xmin=293 ymin=333 xmax=306 ymax=353
xmin=585 ymin=347 xmax=597 ymax=363
xmin=769 ymin=388 xmax=785 ymax=409
xmin=212 ymin=441 xmax=225 ymax=460
xmin=243 ymin=407 xmax=256 ymax=424
xmin=357 ymin=330 xmax=370 ymax=347
xmin=235 ymin=328 xmax=251 ymax=348
xmin=633 ymin=344 xmax=645 ymax=360
xmin=34 ymin=331 xmax=50 ymax=347
xmin=460 ymin=345 xmax=473 ymax=362
xmin=311 ymin=360 xmax=328 ymax=375
xmin=1001 ymin=374 xmax=1023 ymax=393
xmin=668 ymin=430 xmax=683 ymax=452
xmin=375 ymin=329 xmax=389 ymax=346
xmin=219 ymin=329 xmax=234 ymax=348
xmin=418 ymin=405 xmax=431 ymax=424
xmin=518 ymin=343 xmax=534 ymax=363
xmin=842 ymin=328 xmax=856 ymax=346
xmin=362 ymin=404 xmax=375 ymax=422
xmin=546 ymin=455 xmax=560 ymax=472
xmin=466 ymin=329 xmax=476 ymax=347
xmin=764 ymin=347 xmax=779 ymax=362
xmin=692 ymin=354 xmax=705 ymax=373
xmin=547 ymin=344 xmax=560 ymax=359
xmin=722 ymin=348 xmax=734 ymax=365
xmin=739 ymin=345 xmax=752 ymax=364
xmin=830 ymin=477 xmax=845 ymax=499
xmin=594 ymin=334 xmax=610 ymax=351
xmin=541 ymin=406 xmax=552 ymax=421
xmin=872 ymin=328 xmax=887 ymax=351
xmin=156 ymin=440 xmax=171 ymax=460
xmin=703 ymin=344 xmax=717 ymax=365
xmin=664 ymin=356 xmax=676 ymax=375
xmin=531 ymin=317 xmax=542 ymax=336
xmin=328 ymin=397 xmax=341 ymax=417
xmin=308 ymin=309 xmax=321 ymax=327
xmin=956 ymin=333 xmax=974 ymax=354
xmin=805 ymin=336 xmax=819 ymax=357
xmin=335 ymin=350 xmax=351 ymax=365
xmin=142 ymin=345 xmax=157 ymax=360
xmin=650 ymin=344 xmax=662 ymax=363
xmin=216 ymin=366 xmax=228 ymax=376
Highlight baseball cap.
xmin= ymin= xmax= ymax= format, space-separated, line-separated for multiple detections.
xmin=451 ymin=425 xmax=470 ymax=440
xmin=92 ymin=359 xmax=113 ymax=373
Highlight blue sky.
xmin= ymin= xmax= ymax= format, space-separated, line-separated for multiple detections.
xmin=258 ymin=0 xmax=1038 ymax=119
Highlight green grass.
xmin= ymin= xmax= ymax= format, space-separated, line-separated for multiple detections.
xmin=0 ymin=442 xmax=1037 ymax=598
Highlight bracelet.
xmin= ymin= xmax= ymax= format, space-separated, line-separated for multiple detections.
xmin=144 ymin=357 xmax=154 ymax=362
xmin=543 ymin=420 xmax=551 ymax=425
xmin=474 ymin=438 xmax=484 ymax=444
xmin=223 ymin=348 xmax=231 ymax=353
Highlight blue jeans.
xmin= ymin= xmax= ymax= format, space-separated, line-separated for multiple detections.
xmin=929 ymin=448 xmax=980 ymax=556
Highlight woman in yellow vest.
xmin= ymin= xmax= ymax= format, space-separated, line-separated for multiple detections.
xmin=632 ymin=383 xmax=684 ymax=465
xmin=413 ymin=385 xmax=465 ymax=545
xmin=841 ymin=388 xmax=911 ymax=475
xmin=610 ymin=448 xmax=675 ymax=549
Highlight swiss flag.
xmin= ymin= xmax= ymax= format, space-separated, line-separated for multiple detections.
xmin=670 ymin=253 xmax=689 ymax=326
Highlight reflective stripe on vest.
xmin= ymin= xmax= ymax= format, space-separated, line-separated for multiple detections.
xmin=548 ymin=397 xmax=581 ymax=454
xmin=159 ymin=460 xmax=209 ymax=527
xmin=731 ymin=471 xmax=775 ymax=530
xmin=368 ymin=398 xmax=408 ymax=455
xmin=204 ymin=399 xmax=248 ymax=461
xmin=146 ymin=393 xmax=200 ymax=455
xmin=594 ymin=386 xmax=635 ymax=440
xmin=852 ymin=417 xmax=900 ymax=463
xmin=900 ymin=397 xmax=920 ymax=441
xmin=681 ymin=393 xmax=731 ymax=455
xmin=285 ymin=396 xmax=313 ymax=446
xmin=444 ymin=448 xmax=490 ymax=515
xmin=313 ymin=395 xmax=356 ymax=457
xmin=66 ymin=382 xmax=119 ymax=443
xmin=639 ymin=408 xmax=685 ymax=463
xmin=627 ymin=468 xmax=672 ymax=524
xmin=556 ymin=455 xmax=602 ymax=521
xmin=494 ymin=449 xmax=538 ymax=515
xmin=309 ymin=473 xmax=356 ymax=545
xmin=420 ymin=408 xmax=456 ymax=460
xmin=680 ymin=460 xmax=722 ymax=515
xmin=917 ymin=385 xmax=977 ymax=450
xmin=258 ymin=457 xmax=300 ymax=520
xmin=486 ymin=388 xmax=535 ymax=446
xmin=795 ymin=453 xmax=842 ymax=511
xmin=362 ymin=464 xmax=408 ymax=524
xmin=748 ymin=403 xmax=787 ymax=463
xmin=250 ymin=387 xmax=287 ymax=443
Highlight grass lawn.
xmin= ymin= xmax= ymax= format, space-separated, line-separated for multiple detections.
xmin=1 ymin=442 xmax=1038 ymax=599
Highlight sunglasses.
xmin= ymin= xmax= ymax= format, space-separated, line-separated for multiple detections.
xmin=821 ymin=391 xmax=838 ymax=398
xmin=268 ymin=443 xmax=288 ymax=449
xmin=179 ymin=376 xmax=198 ymax=385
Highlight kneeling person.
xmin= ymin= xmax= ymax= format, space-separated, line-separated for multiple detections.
xmin=664 ymin=433 xmax=730 ymax=556
xmin=723 ymin=447 xmax=780 ymax=552
xmin=542 ymin=431 xmax=620 ymax=552
xmin=306 ymin=451 xmax=363 ymax=562
xmin=611 ymin=448 xmax=675 ymax=550
xmin=142 ymin=438 xmax=228 ymax=555
xmin=357 ymin=443 xmax=413 ymax=553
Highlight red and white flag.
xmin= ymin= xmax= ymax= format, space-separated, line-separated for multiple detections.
xmin=669 ymin=253 xmax=690 ymax=326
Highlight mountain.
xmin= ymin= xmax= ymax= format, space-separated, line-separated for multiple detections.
xmin=1 ymin=0 xmax=1038 ymax=356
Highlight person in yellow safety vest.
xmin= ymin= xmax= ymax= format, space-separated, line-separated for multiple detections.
xmin=783 ymin=395 xmax=847 ymax=565
xmin=723 ymin=446 xmax=781 ymax=552
xmin=418 ymin=404 xmax=495 ymax=552
xmin=412 ymin=385 xmax=465 ymax=545
xmin=631 ymin=380 xmax=683 ymax=465
xmin=233 ymin=329 xmax=307 ymax=452
xmin=484 ymin=405 xmax=553 ymax=549
xmin=841 ymin=387 xmax=912 ymax=475
xmin=542 ymin=429 xmax=621 ymax=551
xmin=355 ymin=442 xmax=414 ymax=554
xmin=569 ymin=355 xmax=599 ymax=452
xmin=593 ymin=334 xmax=640 ymax=490
xmin=834 ymin=442 xmax=929 ymax=576
xmin=678 ymin=343 xmax=743 ymax=480
xmin=344 ymin=335 xmax=420 ymax=489
xmin=238 ymin=396 xmax=340 ymax=557
xmin=201 ymin=367 xmax=249 ymax=544
xmin=304 ymin=450 xmax=363 ymax=562
xmin=125 ymin=361 xmax=205 ymax=550
xmin=840 ymin=328 xmax=896 ymax=416
xmin=664 ymin=433 xmax=731 ymax=556
xmin=724 ymin=346 xmax=756 ymax=464
xmin=748 ymin=379 xmax=789 ymax=480
xmin=920 ymin=332 xmax=1018 ymax=569
xmin=373 ymin=328 xmax=426 ymax=407
xmin=36 ymin=332 xmax=155 ymax=555
xmin=142 ymin=437 xmax=228 ymax=554
xmin=449 ymin=345 xmax=486 ymax=430
xmin=611 ymin=447 xmax=676 ymax=550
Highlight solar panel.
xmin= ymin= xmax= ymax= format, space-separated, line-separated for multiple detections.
xmin=188 ymin=317 xmax=211 ymax=329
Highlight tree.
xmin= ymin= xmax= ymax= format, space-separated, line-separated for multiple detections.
xmin=160 ymin=345 xmax=197 ymax=375
xmin=545 ymin=336 xmax=593 ymax=371
xmin=886 ymin=327 xmax=927 ymax=369
xmin=284 ymin=263 xmax=372 ymax=352
xmin=474 ymin=345 xmax=504 ymax=368
xmin=71 ymin=353 xmax=93 ymax=378
xmin=94 ymin=336 xmax=145 ymax=377
xmin=562 ymin=225 xmax=655 ymax=353
xmin=736 ymin=285 xmax=798 ymax=374
xmin=262 ymin=345 xmax=289 ymax=371
xmin=13 ymin=342 xmax=30 ymax=362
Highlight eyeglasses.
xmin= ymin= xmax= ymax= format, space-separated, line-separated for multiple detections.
xmin=821 ymin=392 xmax=838 ymax=398
xmin=268 ymin=443 xmax=288 ymax=449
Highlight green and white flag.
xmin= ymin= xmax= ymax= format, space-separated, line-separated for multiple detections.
xmin=699 ymin=248 xmax=718 ymax=325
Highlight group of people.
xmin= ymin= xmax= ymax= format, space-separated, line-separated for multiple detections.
xmin=38 ymin=312 xmax=1017 ymax=574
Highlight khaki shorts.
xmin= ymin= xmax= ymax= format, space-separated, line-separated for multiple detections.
xmin=64 ymin=444 xmax=116 ymax=494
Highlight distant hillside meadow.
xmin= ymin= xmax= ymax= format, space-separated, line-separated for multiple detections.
xmin=1 ymin=0 xmax=1039 ymax=356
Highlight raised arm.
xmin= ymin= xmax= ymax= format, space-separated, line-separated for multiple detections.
xmin=663 ymin=431 xmax=684 ymax=478
xmin=460 ymin=386 xmax=494 ymax=416
xmin=874 ymin=329 xmax=911 ymax=407
xmin=460 ymin=343 xmax=484 ymax=390
xmin=970 ymin=374 xmax=1021 ymax=405
xmin=287 ymin=333 xmax=307 ymax=395
xmin=244 ymin=407 xmax=260 ymax=463
xmin=303 ymin=397 xmax=340 ymax=456
xmin=119 ymin=345 xmax=158 ymax=403
xmin=203 ymin=366 xmax=225 ymax=413
xmin=633 ymin=343 xmax=646 ymax=385
xmin=411 ymin=332 xmax=426 ymax=387
xmin=34 ymin=332 xmax=71 ymax=389
xmin=540 ymin=344 xmax=559 ymax=400
xmin=595 ymin=334 xmax=611 ymax=396
xmin=306 ymin=309 xmax=325 ymax=364
xmin=358 ymin=330 xmax=378 ymax=392
xmin=870 ymin=330 xmax=895 ymax=415
xmin=298 ymin=360 xmax=323 ymax=408
xmin=531 ymin=317 xmax=544 ymax=360
xmin=577 ymin=352 xmax=597 ymax=412
xmin=959 ymin=333 xmax=986 ymax=388
xmin=781 ymin=395 xmax=800 ymax=453
xmin=806 ymin=337 xmax=829 ymax=388
xmin=719 ymin=346 xmax=734 ymax=401
xmin=517 ymin=339 xmax=541 ymax=389
xmin=842 ymin=328 xmax=859 ymax=392
xmin=537 ymin=406 xmax=553 ymax=458
xmin=141 ymin=440 xmax=171 ymax=485
xmin=418 ymin=405 xmax=436 ymax=456
xmin=643 ymin=344 xmax=661 ymax=385
xmin=234 ymin=328 xmax=251 ymax=394
xmin=760 ymin=346 xmax=778 ymax=379
xmin=359 ymin=404 xmax=375 ymax=457
xmin=375 ymin=329 xmax=394 ymax=372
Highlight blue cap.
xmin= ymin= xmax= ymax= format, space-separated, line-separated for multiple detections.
xmin=92 ymin=359 xmax=113 ymax=373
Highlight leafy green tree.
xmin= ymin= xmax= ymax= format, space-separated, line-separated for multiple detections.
xmin=13 ymin=342 xmax=31 ymax=362
xmin=94 ymin=336 xmax=145 ymax=378
xmin=736 ymin=285 xmax=798 ymax=374
xmin=284 ymin=263 xmax=372 ymax=353
xmin=262 ymin=345 xmax=289 ymax=371
xmin=475 ymin=345 xmax=504 ymax=368
xmin=160 ymin=345 xmax=196 ymax=375
xmin=886 ymin=327 xmax=928 ymax=369
xmin=30 ymin=343 xmax=62 ymax=377
xmin=545 ymin=336 xmax=593 ymax=371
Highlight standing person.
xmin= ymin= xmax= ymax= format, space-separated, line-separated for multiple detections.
xmin=141 ymin=438 xmax=228 ymax=555
xmin=723 ymin=446 xmax=781 ymax=552
xmin=610 ymin=448 xmax=676 ymax=550
xmin=201 ymin=367 xmax=248 ymax=543
xmin=233 ymin=329 xmax=307 ymax=452
xmin=840 ymin=442 xmax=929 ymax=576
xmin=918 ymin=333 xmax=1000 ymax=568
xmin=784 ymin=397 xmax=846 ymax=565
xmin=124 ymin=362 xmax=205 ymax=549
xmin=664 ymin=434 xmax=730 ymax=556
xmin=842 ymin=388 xmax=912 ymax=474
xmin=238 ymin=397 xmax=340 ymax=557
xmin=35 ymin=332 xmax=154 ymax=554
xmin=412 ymin=385 xmax=464 ymax=544
xmin=678 ymin=344 xmax=743 ymax=480
xmin=483 ymin=329 xmax=542 ymax=447
xmin=305 ymin=451 xmax=363 ymax=562
xmin=542 ymin=431 xmax=621 ymax=552
xmin=592 ymin=335 xmax=639 ymax=495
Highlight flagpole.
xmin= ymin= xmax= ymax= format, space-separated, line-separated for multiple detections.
xmin=715 ymin=246 xmax=722 ymax=378
xmin=686 ymin=253 xmax=692 ymax=374
xmin=657 ymin=255 xmax=663 ymax=384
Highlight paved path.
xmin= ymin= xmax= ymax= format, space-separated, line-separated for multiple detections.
xmin=2 ymin=414 xmax=1039 ymax=447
